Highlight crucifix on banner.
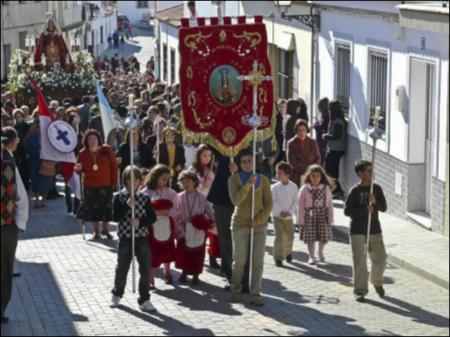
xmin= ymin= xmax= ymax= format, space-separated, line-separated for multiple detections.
xmin=237 ymin=60 xmax=271 ymax=292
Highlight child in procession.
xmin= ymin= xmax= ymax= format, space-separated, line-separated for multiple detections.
xmin=228 ymin=149 xmax=273 ymax=306
xmin=175 ymin=170 xmax=216 ymax=286
xmin=111 ymin=165 xmax=157 ymax=313
xmin=191 ymin=144 xmax=221 ymax=269
xmin=344 ymin=160 xmax=387 ymax=303
xmin=142 ymin=164 xmax=179 ymax=285
xmin=271 ymin=162 xmax=299 ymax=267
xmin=298 ymin=164 xmax=334 ymax=265
xmin=147 ymin=199 xmax=177 ymax=289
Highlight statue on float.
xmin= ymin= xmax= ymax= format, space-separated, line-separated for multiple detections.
xmin=33 ymin=14 xmax=74 ymax=71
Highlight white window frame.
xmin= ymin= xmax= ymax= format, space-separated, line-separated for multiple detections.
xmin=407 ymin=54 xmax=441 ymax=179
xmin=367 ymin=45 xmax=391 ymax=149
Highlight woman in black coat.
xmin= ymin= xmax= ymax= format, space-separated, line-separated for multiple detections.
xmin=117 ymin=128 xmax=155 ymax=176
xmin=157 ymin=127 xmax=185 ymax=192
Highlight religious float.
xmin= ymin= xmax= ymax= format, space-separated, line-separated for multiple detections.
xmin=7 ymin=16 xmax=96 ymax=105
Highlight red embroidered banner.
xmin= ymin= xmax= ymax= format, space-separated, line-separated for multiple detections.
xmin=179 ymin=16 xmax=274 ymax=157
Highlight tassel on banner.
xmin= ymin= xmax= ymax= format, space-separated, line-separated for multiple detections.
xmin=180 ymin=16 xmax=270 ymax=28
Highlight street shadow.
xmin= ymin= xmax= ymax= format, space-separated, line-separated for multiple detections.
xmin=265 ymin=245 xmax=394 ymax=286
xmin=23 ymin=189 xmax=118 ymax=241
xmin=365 ymin=296 xmax=450 ymax=328
xmin=242 ymin=287 xmax=367 ymax=335
xmin=261 ymin=283 xmax=342 ymax=306
xmin=117 ymin=305 xmax=215 ymax=336
xmin=1 ymin=261 xmax=88 ymax=336
xmin=155 ymin=281 xmax=242 ymax=316
xmin=84 ymin=238 xmax=118 ymax=254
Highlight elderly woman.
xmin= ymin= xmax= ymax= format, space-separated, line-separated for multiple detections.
xmin=285 ymin=98 xmax=309 ymax=143
xmin=75 ymin=129 xmax=118 ymax=240
xmin=287 ymin=119 xmax=321 ymax=187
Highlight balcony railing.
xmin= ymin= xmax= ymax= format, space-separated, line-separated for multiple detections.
xmin=1 ymin=2 xmax=48 ymax=30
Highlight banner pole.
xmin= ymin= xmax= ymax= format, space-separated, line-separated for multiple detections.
xmin=130 ymin=127 xmax=136 ymax=293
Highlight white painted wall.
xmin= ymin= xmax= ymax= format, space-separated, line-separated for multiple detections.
xmin=158 ymin=22 xmax=180 ymax=85
xmin=317 ymin=4 xmax=448 ymax=181
xmin=117 ymin=1 xmax=181 ymax=25
xmin=117 ymin=1 xmax=150 ymax=25
xmin=185 ymin=1 xmax=239 ymax=18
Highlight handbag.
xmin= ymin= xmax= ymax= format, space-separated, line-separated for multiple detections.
xmin=39 ymin=160 xmax=56 ymax=176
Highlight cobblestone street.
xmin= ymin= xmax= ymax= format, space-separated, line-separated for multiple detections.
xmin=1 ymin=188 xmax=448 ymax=336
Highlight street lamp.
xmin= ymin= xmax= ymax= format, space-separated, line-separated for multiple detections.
xmin=274 ymin=1 xmax=320 ymax=31
xmin=274 ymin=0 xmax=320 ymax=122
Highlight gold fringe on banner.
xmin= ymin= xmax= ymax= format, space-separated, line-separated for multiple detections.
xmin=180 ymin=111 xmax=276 ymax=158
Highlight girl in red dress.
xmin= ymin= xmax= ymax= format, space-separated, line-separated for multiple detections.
xmin=147 ymin=199 xmax=177 ymax=288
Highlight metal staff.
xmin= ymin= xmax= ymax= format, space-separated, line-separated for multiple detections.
xmin=365 ymin=106 xmax=383 ymax=257
xmin=237 ymin=61 xmax=271 ymax=291
xmin=155 ymin=114 xmax=162 ymax=164
xmin=79 ymin=172 xmax=86 ymax=240
xmin=75 ymin=116 xmax=85 ymax=240
xmin=126 ymin=94 xmax=138 ymax=293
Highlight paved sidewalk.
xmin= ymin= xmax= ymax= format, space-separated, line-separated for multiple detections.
xmin=333 ymin=200 xmax=449 ymax=290
xmin=1 ymin=187 xmax=448 ymax=336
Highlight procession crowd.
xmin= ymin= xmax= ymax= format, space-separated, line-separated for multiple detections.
xmin=1 ymin=53 xmax=388 ymax=320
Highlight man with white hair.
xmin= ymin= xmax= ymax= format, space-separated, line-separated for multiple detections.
xmin=49 ymin=100 xmax=59 ymax=109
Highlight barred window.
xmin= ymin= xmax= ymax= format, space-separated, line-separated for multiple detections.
xmin=163 ymin=43 xmax=167 ymax=81
xmin=136 ymin=1 xmax=148 ymax=8
xmin=369 ymin=51 xmax=388 ymax=130
xmin=170 ymin=47 xmax=176 ymax=84
xmin=336 ymin=44 xmax=350 ymax=117
xmin=278 ymin=49 xmax=293 ymax=99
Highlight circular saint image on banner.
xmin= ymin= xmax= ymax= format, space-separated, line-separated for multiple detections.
xmin=209 ymin=65 xmax=242 ymax=106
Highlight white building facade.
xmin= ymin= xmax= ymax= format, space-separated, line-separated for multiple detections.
xmin=154 ymin=2 xmax=183 ymax=85
xmin=82 ymin=1 xmax=117 ymax=58
xmin=315 ymin=1 xmax=448 ymax=234
xmin=153 ymin=0 xmax=449 ymax=235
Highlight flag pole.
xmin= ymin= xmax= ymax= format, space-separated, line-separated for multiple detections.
xmin=365 ymin=106 xmax=383 ymax=258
